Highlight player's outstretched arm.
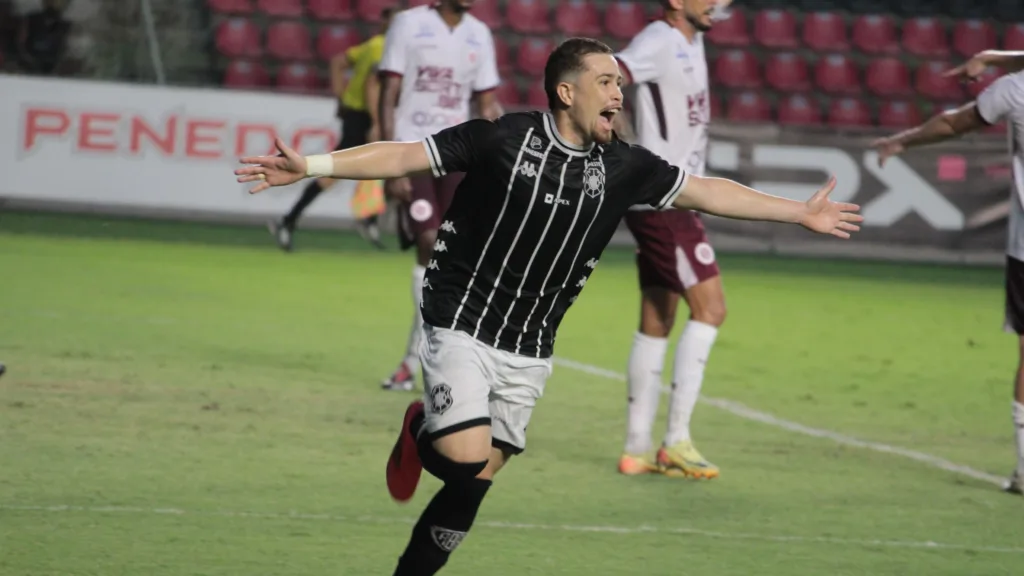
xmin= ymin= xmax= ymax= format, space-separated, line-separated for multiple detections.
xmin=870 ymin=102 xmax=986 ymax=167
xmin=235 ymin=137 xmax=430 ymax=194
xmin=946 ymin=50 xmax=1024 ymax=82
xmin=675 ymin=175 xmax=863 ymax=239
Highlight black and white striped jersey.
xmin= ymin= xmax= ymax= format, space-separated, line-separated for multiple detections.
xmin=419 ymin=111 xmax=688 ymax=358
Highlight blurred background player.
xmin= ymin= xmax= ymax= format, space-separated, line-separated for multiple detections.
xmin=872 ymin=49 xmax=1024 ymax=495
xmin=268 ymin=7 xmax=394 ymax=252
xmin=377 ymin=0 xmax=502 ymax=391
xmin=613 ymin=0 xmax=731 ymax=479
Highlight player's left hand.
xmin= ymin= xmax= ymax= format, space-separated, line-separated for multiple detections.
xmin=235 ymin=138 xmax=308 ymax=194
xmin=869 ymin=136 xmax=905 ymax=167
xmin=800 ymin=176 xmax=863 ymax=239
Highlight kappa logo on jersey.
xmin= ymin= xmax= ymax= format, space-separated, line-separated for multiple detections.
xmin=519 ymin=161 xmax=538 ymax=178
xmin=430 ymin=526 xmax=467 ymax=552
xmin=585 ymin=258 xmax=598 ymax=269
xmin=434 ymin=239 xmax=448 ymax=252
xmin=544 ymin=193 xmax=570 ymax=206
xmin=427 ymin=259 xmax=440 ymax=270
xmin=429 ymin=383 xmax=454 ymax=415
xmin=576 ymin=276 xmax=588 ymax=288
xmin=440 ymin=220 xmax=456 ymax=233
xmin=582 ymin=158 xmax=605 ymax=198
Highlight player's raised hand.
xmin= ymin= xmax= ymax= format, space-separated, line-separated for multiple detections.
xmin=943 ymin=52 xmax=990 ymax=83
xmin=800 ymin=176 xmax=863 ymax=239
xmin=235 ymin=138 xmax=309 ymax=194
xmin=870 ymin=136 xmax=905 ymax=167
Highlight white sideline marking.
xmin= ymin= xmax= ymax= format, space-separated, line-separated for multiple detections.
xmin=552 ymin=358 xmax=1007 ymax=486
xmin=3 ymin=504 xmax=1022 ymax=555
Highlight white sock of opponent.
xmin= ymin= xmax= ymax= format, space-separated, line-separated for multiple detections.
xmin=402 ymin=264 xmax=427 ymax=373
xmin=624 ymin=332 xmax=669 ymax=456
xmin=1014 ymin=401 xmax=1024 ymax=476
xmin=664 ymin=320 xmax=718 ymax=447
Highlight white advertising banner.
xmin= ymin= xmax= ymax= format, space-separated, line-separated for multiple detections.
xmin=0 ymin=74 xmax=357 ymax=220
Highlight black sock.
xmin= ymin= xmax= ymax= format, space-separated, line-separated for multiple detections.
xmin=283 ymin=180 xmax=323 ymax=228
xmin=393 ymin=478 xmax=492 ymax=576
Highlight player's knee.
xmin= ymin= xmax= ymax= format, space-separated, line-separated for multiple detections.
xmin=418 ymin=435 xmax=489 ymax=483
xmin=692 ymin=301 xmax=727 ymax=327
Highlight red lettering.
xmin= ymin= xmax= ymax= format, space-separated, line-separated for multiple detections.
xmin=77 ymin=113 xmax=120 ymax=152
xmin=185 ymin=120 xmax=225 ymax=159
xmin=24 ymin=108 xmax=70 ymax=150
xmin=291 ymin=128 xmax=336 ymax=154
xmin=235 ymin=123 xmax=278 ymax=156
xmin=130 ymin=115 xmax=177 ymax=155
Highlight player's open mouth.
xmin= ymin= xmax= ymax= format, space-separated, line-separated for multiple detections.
xmin=599 ymin=108 xmax=619 ymax=129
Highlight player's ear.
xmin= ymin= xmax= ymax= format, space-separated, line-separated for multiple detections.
xmin=556 ymin=82 xmax=573 ymax=108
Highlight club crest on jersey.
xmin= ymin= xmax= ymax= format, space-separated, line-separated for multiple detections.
xmin=429 ymin=383 xmax=453 ymax=415
xmin=582 ymin=159 xmax=605 ymax=198
xmin=530 ymin=136 xmax=543 ymax=150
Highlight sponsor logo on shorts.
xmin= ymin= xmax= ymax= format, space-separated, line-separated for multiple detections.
xmin=694 ymin=242 xmax=715 ymax=265
xmin=429 ymin=382 xmax=453 ymax=414
xmin=410 ymin=199 xmax=433 ymax=222
xmin=430 ymin=526 xmax=467 ymax=552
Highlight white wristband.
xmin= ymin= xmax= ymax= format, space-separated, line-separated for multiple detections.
xmin=305 ymin=154 xmax=334 ymax=178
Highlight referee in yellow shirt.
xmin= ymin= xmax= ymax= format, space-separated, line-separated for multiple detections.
xmin=270 ymin=7 xmax=393 ymax=251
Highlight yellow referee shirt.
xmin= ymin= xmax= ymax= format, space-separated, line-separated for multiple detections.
xmin=341 ymin=34 xmax=385 ymax=112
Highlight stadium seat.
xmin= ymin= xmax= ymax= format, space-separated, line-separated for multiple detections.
xmin=902 ymin=17 xmax=949 ymax=57
xmin=765 ymin=52 xmax=810 ymax=92
xmin=604 ymin=1 xmax=646 ymax=40
xmin=207 ymin=0 xmax=253 ymax=15
xmin=257 ymin=0 xmax=303 ymax=17
xmin=877 ymin=100 xmax=922 ymax=128
xmin=851 ymin=14 xmax=898 ymax=54
xmin=915 ymin=61 xmax=963 ymax=100
xmin=777 ymin=94 xmax=821 ymax=125
xmin=307 ymin=0 xmax=353 ymax=21
xmin=470 ymin=0 xmax=503 ymax=29
xmin=357 ymin=0 xmax=397 ymax=23
xmin=555 ymin=0 xmax=601 ymax=36
xmin=827 ymin=97 xmax=872 ymax=128
xmin=814 ymin=54 xmax=860 ymax=94
xmin=223 ymin=59 xmax=269 ymax=88
xmin=865 ymin=57 xmax=912 ymax=96
xmin=516 ymin=37 xmax=555 ymax=77
xmin=965 ymin=67 xmax=1000 ymax=98
xmin=493 ymin=35 xmax=512 ymax=74
xmin=316 ymin=25 xmax=361 ymax=61
xmin=713 ymin=50 xmax=762 ymax=89
xmin=506 ymin=0 xmax=551 ymax=34
xmin=526 ymin=83 xmax=548 ymax=109
xmin=495 ymin=82 xmax=522 ymax=108
xmin=266 ymin=21 xmax=313 ymax=61
xmin=726 ymin=90 xmax=771 ymax=123
xmin=753 ymin=9 xmax=798 ymax=49
xmin=802 ymin=12 xmax=848 ymax=52
xmin=705 ymin=8 xmax=749 ymax=47
xmin=709 ymin=91 xmax=722 ymax=119
xmin=1006 ymin=24 xmax=1024 ymax=51
xmin=953 ymin=20 xmax=997 ymax=58
xmin=215 ymin=18 xmax=262 ymax=59
xmin=276 ymin=62 xmax=320 ymax=92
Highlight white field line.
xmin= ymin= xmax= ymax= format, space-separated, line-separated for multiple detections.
xmin=3 ymin=504 xmax=1022 ymax=555
xmin=551 ymin=357 xmax=1006 ymax=486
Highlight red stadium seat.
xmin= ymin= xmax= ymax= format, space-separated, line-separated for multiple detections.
xmin=952 ymin=19 xmax=997 ymax=58
xmin=828 ymin=97 xmax=872 ymax=128
xmin=865 ymin=57 xmax=912 ymax=96
xmin=705 ymin=8 xmax=749 ymax=47
xmin=517 ymin=37 xmax=555 ymax=77
xmin=495 ymin=82 xmax=522 ymax=108
xmin=506 ymin=0 xmax=550 ymax=34
xmin=316 ymin=25 xmax=361 ymax=61
xmin=307 ymin=0 xmax=353 ymax=21
xmin=207 ymin=0 xmax=253 ymax=15
xmin=257 ymin=0 xmax=302 ymax=17
xmin=709 ymin=91 xmax=722 ymax=120
xmin=851 ymin=14 xmax=898 ymax=54
xmin=765 ymin=52 xmax=810 ymax=92
xmin=470 ymin=0 xmax=503 ymax=29
xmin=814 ymin=54 xmax=860 ymax=94
xmin=754 ymin=9 xmax=798 ymax=49
xmin=276 ymin=62 xmax=320 ymax=92
xmin=526 ymin=83 xmax=548 ymax=109
xmin=223 ymin=59 xmax=269 ymax=88
xmin=915 ymin=61 xmax=963 ymax=100
xmin=555 ymin=0 xmax=601 ymax=36
xmin=803 ymin=12 xmax=848 ymax=52
xmin=1005 ymin=24 xmax=1024 ymax=50
xmin=604 ymin=1 xmax=646 ymax=40
xmin=215 ymin=18 xmax=262 ymax=59
xmin=713 ymin=50 xmax=761 ymax=89
xmin=777 ymin=94 xmax=821 ymax=126
xmin=726 ymin=91 xmax=771 ymax=123
xmin=966 ymin=66 xmax=1001 ymax=98
xmin=493 ymin=35 xmax=512 ymax=74
xmin=902 ymin=17 xmax=949 ymax=57
xmin=357 ymin=0 xmax=398 ymax=23
xmin=266 ymin=21 xmax=313 ymax=61
xmin=878 ymin=100 xmax=922 ymax=129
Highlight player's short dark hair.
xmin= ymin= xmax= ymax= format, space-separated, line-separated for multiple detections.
xmin=543 ymin=37 xmax=614 ymax=110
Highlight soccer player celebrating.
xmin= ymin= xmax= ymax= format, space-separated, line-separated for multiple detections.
xmin=237 ymin=38 xmax=862 ymax=575
xmin=377 ymin=0 xmax=503 ymax=392
xmin=613 ymin=0 xmax=731 ymax=479
xmin=872 ymin=49 xmax=1024 ymax=495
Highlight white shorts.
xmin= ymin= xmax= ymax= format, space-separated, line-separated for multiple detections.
xmin=418 ymin=324 xmax=553 ymax=454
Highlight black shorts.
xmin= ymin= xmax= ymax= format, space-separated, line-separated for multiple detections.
xmin=1005 ymin=256 xmax=1024 ymax=334
xmin=335 ymin=108 xmax=372 ymax=151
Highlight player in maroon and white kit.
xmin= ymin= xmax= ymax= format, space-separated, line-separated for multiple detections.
xmin=377 ymin=0 xmax=502 ymax=391
xmin=613 ymin=0 xmax=730 ymax=479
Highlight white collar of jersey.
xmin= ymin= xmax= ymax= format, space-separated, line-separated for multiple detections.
xmin=543 ymin=113 xmax=595 ymax=157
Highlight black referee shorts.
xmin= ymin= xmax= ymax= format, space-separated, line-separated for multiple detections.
xmin=1005 ymin=256 xmax=1024 ymax=335
xmin=335 ymin=108 xmax=372 ymax=151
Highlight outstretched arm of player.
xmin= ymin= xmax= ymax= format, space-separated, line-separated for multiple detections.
xmin=675 ymin=175 xmax=863 ymax=239
xmin=473 ymin=90 xmax=504 ymax=121
xmin=946 ymin=50 xmax=1024 ymax=82
xmin=870 ymin=102 xmax=987 ymax=166
xmin=235 ymin=138 xmax=430 ymax=194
